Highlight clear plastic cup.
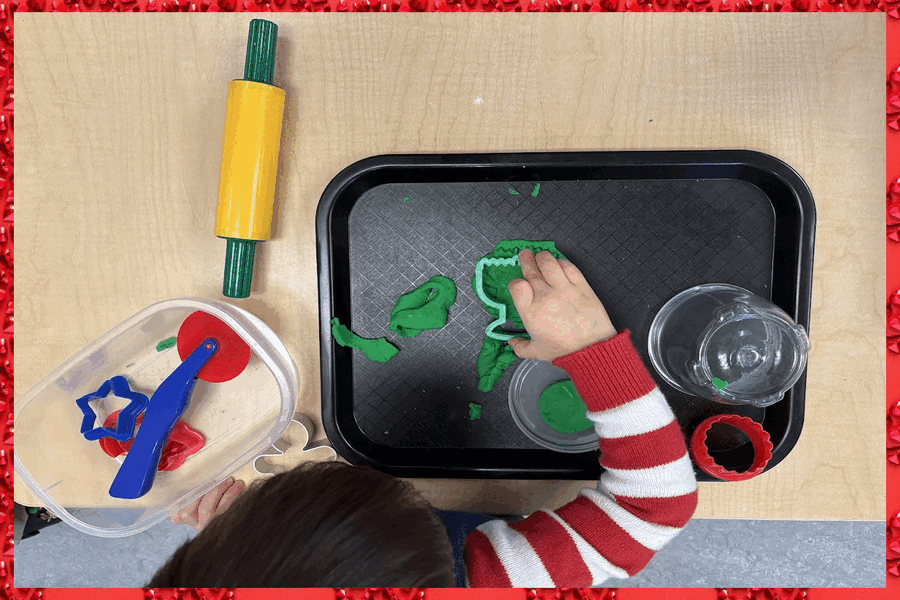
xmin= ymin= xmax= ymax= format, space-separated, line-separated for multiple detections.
xmin=648 ymin=284 xmax=809 ymax=408
xmin=508 ymin=359 xmax=598 ymax=453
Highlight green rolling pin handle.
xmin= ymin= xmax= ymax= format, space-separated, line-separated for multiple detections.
xmin=244 ymin=19 xmax=278 ymax=85
xmin=221 ymin=19 xmax=279 ymax=299
xmin=223 ymin=238 xmax=257 ymax=299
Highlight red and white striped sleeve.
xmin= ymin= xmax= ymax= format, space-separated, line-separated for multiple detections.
xmin=463 ymin=331 xmax=698 ymax=588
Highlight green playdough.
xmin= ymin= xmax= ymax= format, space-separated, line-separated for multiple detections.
xmin=388 ymin=275 xmax=457 ymax=338
xmin=472 ymin=240 xmax=567 ymax=391
xmin=539 ymin=380 xmax=593 ymax=434
xmin=476 ymin=336 xmax=518 ymax=392
xmin=468 ymin=402 xmax=482 ymax=420
xmin=156 ymin=337 xmax=177 ymax=352
xmin=330 ymin=317 xmax=399 ymax=363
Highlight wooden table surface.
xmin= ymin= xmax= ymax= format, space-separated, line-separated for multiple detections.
xmin=15 ymin=13 xmax=884 ymax=521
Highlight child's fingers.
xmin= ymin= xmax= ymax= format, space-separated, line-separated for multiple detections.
xmin=215 ymin=480 xmax=245 ymax=516
xmin=558 ymin=259 xmax=587 ymax=286
xmin=534 ymin=251 xmax=568 ymax=288
xmin=508 ymin=278 xmax=534 ymax=309
xmin=171 ymin=498 xmax=201 ymax=527
xmin=518 ymin=249 xmax=549 ymax=290
xmin=508 ymin=336 xmax=535 ymax=359
xmin=197 ymin=477 xmax=234 ymax=528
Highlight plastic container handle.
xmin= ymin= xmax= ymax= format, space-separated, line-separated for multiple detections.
xmin=108 ymin=340 xmax=218 ymax=499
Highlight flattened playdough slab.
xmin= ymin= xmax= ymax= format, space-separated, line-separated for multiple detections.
xmin=538 ymin=380 xmax=592 ymax=433
xmin=389 ymin=275 xmax=457 ymax=338
xmin=331 ymin=318 xmax=399 ymax=363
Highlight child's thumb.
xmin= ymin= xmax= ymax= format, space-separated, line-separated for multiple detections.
xmin=508 ymin=336 xmax=535 ymax=359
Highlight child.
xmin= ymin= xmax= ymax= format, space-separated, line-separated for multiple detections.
xmin=149 ymin=249 xmax=698 ymax=588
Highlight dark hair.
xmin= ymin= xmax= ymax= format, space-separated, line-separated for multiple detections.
xmin=148 ymin=461 xmax=455 ymax=587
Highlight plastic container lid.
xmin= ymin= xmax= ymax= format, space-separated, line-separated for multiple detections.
xmin=508 ymin=359 xmax=598 ymax=454
xmin=14 ymin=298 xmax=299 ymax=537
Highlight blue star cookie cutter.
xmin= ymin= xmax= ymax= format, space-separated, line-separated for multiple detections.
xmin=76 ymin=376 xmax=149 ymax=442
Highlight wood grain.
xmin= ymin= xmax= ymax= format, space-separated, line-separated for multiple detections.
xmin=14 ymin=13 xmax=884 ymax=520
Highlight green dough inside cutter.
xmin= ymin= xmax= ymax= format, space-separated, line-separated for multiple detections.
xmin=388 ymin=275 xmax=457 ymax=338
xmin=471 ymin=240 xmax=566 ymax=341
xmin=331 ymin=317 xmax=399 ymax=363
xmin=539 ymin=380 xmax=593 ymax=434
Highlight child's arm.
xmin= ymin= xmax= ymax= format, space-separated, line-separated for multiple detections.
xmin=464 ymin=249 xmax=698 ymax=587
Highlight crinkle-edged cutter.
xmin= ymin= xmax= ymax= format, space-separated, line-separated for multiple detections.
xmin=473 ymin=241 xmax=564 ymax=341
xmin=473 ymin=255 xmax=523 ymax=341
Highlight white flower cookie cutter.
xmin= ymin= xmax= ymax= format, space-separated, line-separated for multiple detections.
xmin=253 ymin=411 xmax=337 ymax=475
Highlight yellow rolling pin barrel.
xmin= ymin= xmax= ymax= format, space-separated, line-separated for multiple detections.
xmin=215 ymin=19 xmax=286 ymax=298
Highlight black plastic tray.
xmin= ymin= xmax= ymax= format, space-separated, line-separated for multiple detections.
xmin=316 ymin=151 xmax=815 ymax=481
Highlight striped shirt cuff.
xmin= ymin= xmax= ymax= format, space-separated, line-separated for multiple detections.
xmin=552 ymin=330 xmax=658 ymax=412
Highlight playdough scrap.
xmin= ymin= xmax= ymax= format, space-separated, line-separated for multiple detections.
xmin=468 ymin=402 xmax=482 ymax=420
xmin=389 ymin=275 xmax=457 ymax=338
xmin=477 ymin=336 xmax=518 ymax=392
xmin=539 ymin=380 xmax=593 ymax=434
xmin=472 ymin=240 xmax=566 ymax=391
xmin=331 ymin=317 xmax=399 ymax=363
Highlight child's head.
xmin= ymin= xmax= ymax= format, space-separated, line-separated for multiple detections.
xmin=148 ymin=461 xmax=456 ymax=587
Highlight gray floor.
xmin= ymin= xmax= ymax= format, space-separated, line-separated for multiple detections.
xmin=14 ymin=517 xmax=884 ymax=588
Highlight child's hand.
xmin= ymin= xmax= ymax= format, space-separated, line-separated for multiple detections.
xmin=507 ymin=249 xmax=617 ymax=362
xmin=169 ymin=477 xmax=244 ymax=531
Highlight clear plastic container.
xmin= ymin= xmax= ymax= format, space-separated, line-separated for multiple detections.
xmin=648 ymin=284 xmax=809 ymax=408
xmin=508 ymin=359 xmax=599 ymax=454
xmin=14 ymin=298 xmax=299 ymax=537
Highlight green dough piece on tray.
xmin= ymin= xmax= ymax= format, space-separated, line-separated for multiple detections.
xmin=539 ymin=380 xmax=593 ymax=434
xmin=331 ymin=317 xmax=399 ymax=363
xmin=468 ymin=402 xmax=482 ymax=420
xmin=389 ymin=275 xmax=457 ymax=338
xmin=476 ymin=336 xmax=519 ymax=392
xmin=471 ymin=240 xmax=566 ymax=329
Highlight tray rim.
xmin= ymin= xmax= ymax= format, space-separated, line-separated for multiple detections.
xmin=315 ymin=150 xmax=816 ymax=481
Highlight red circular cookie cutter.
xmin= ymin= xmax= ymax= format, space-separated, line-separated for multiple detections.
xmin=177 ymin=310 xmax=252 ymax=383
xmin=690 ymin=414 xmax=773 ymax=481
xmin=98 ymin=410 xmax=205 ymax=471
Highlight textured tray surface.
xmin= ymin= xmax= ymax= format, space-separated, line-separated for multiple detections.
xmin=346 ymin=179 xmax=773 ymax=450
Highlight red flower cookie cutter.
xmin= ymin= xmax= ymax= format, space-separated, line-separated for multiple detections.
xmin=98 ymin=410 xmax=204 ymax=471
xmin=690 ymin=414 xmax=773 ymax=481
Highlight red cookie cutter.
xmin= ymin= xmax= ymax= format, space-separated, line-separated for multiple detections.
xmin=690 ymin=414 xmax=773 ymax=481
xmin=98 ymin=410 xmax=204 ymax=472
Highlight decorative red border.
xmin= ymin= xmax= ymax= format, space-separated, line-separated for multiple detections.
xmin=889 ymin=8 xmax=900 ymax=600
xmin=1 ymin=3 xmax=893 ymax=599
